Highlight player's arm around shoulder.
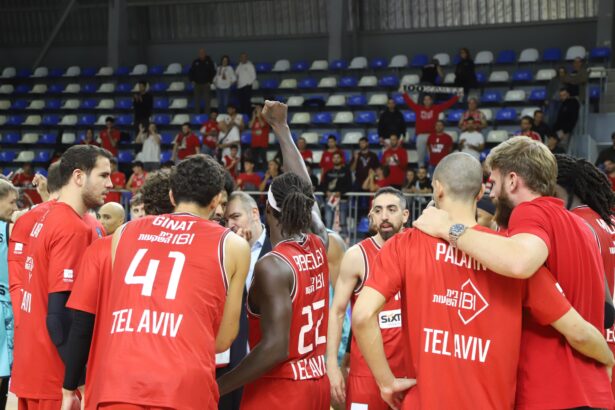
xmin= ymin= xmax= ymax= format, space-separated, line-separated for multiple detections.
xmin=216 ymin=231 xmax=250 ymax=353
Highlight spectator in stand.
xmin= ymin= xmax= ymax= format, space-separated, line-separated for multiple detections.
xmin=305 ymin=162 xmax=319 ymax=188
xmin=421 ymin=58 xmax=444 ymax=86
xmin=381 ymin=134 xmax=408 ymax=189
xmin=351 ymin=136 xmax=379 ymax=190
xmin=214 ymin=55 xmax=236 ymax=114
xmin=565 ymin=57 xmax=588 ymax=102
xmin=200 ymin=108 xmax=220 ymax=156
xmin=458 ymin=98 xmax=487 ymax=131
xmin=454 ymin=47 xmax=477 ymax=98
xmin=604 ymin=160 xmax=615 ymax=190
xmin=223 ymin=144 xmax=240 ymax=180
xmin=125 ymin=161 xmax=147 ymax=194
xmin=81 ymin=128 xmax=98 ymax=146
xmin=129 ymin=193 xmax=145 ymax=220
xmin=402 ymin=168 xmax=417 ymax=193
xmin=172 ymin=122 xmax=200 ymax=161
xmin=403 ymin=91 xmax=459 ymax=167
xmin=249 ymin=103 xmax=270 ymax=171
xmin=546 ymin=67 xmax=567 ymax=126
xmin=135 ymin=123 xmax=161 ymax=171
xmin=596 ymin=132 xmax=615 ymax=167
xmin=189 ymin=48 xmax=216 ymax=114
xmin=320 ymin=135 xmax=344 ymax=176
xmin=218 ymin=104 xmax=244 ymax=160
xmin=362 ymin=166 xmax=391 ymax=192
xmin=133 ymin=80 xmax=153 ymax=131
xmin=378 ymin=98 xmax=406 ymax=141
xmin=236 ymin=158 xmax=262 ymax=191
xmin=296 ymin=137 xmax=313 ymax=163
xmin=235 ymin=53 xmax=256 ymax=115
xmin=458 ymin=117 xmax=485 ymax=160
xmin=414 ymin=166 xmax=433 ymax=194
xmin=10 ymin=163 xmax=34 ymax=187
xmin=546 ymin=133 xmax=565 ymax=154
xmin=553 ymin=88 xmax=580 ymax=146
xmin=516 ymin=116 xmax=542 ymax=141
xmin=320 ymin=152 xmax=352 ymax=235
xmin=427 ymin=120 xmax=454 ymax=172
xmin=106 ymin=158 xmax=125 ymax=203
xmin=259 ymin=159 xmax=281 ymax=192
xmin=160 ymin=161 xmax=174 ymax=174
xmin=98 ymin=116 xmax=121 ymax=157
xmin=532 ymin=110 xmax=551 ymax=140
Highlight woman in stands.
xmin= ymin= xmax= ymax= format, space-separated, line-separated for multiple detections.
xmin=259 ymin=159 xmax=281 ymax=193
xmin=135 ymin=122 xmax=161 ymax=171
xmin=214 ymin=55 xmax=236 ymax=113
xmin=454 ymin=47 xmax=477 ymax=99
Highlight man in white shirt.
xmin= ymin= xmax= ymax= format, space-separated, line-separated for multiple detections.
xmin=458 ymin=117 xmax=485 ymax=160
xmin=218 ymin=104 xmax=245 ymax=159
xmin=235 ymin=53 xmax=257 ymax=115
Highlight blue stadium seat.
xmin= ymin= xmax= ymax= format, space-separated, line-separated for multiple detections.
xmin=446 ymin=109 xmax=464 ymax=122
xmin=476 ymin=72 xmax=486 ymax=84
xmin=452 ymin=55 xmax=462 ymax=65
xmin=46 ymin=99 xmax=61 ymax=109
xmin=368 ymin=131 xmax=380 ymax=145
xmin=0 ymin=151 xmax=17 ymax=162
xmin=34 ymin=151 xmax=52 ymax=163
xmin=543 ymin=48 xmax=562 ymax=62
xmin=34 ymin=168 xmax=48 ymax=177
xmin=496 ymin=50 xmax=516 ymax=64
xmin=115 ymin=66 xmax=130 ymax=76
xmin=273 ymin=95 xmax=287 ymax=103
xmin=241 ymin=131 xmax=252 ymax=145
xmin=590 ymin=47 xmax=611 ymax=61
xmin=312 ymin=112 xmax=332 ymax=125
xmin=186 ymin=82 xmax=194 ymax=92
xmin=291 ymin=61 xmax=309 ymax=72
xmin=78 ymin=114 xmax=97 ymax=125
xmin=590 ymin=86 xmax=601 ymax=100
xmin=49 ymin=68 xmax=64 ymax=78
xmin=81 ymin=99 xmax=98 ymax=109
xmin=48 ymin=83 xmax=65 ymax=93
xmin=495 ymin=108 xmax=517 ymax=122
xmin=148 ymin=65 xmax=164 ymax=75
xmin=82 ymin=83 xmax=97 ymax=93
xmin=160 ymin=133 xmax=174 ymax=145
xmin=11 ymin=100 xmax=28 ymax=110
xmin=479 ymin=149 xmax=491 ymax=163
xmin=182 ymin=64 xmax=190 ymax=75
xmin=411 ymin=54 xmax=429 ymax=68
xmin=118 ymin=151 xmax=134 ymax=163
xmin=320 ymin=132 xmax=340 ymax=144
xmin=151 ymin=82 xmax=168 ymax=92
xmin=357 ymin=217 xmax=370 ymax=234
xmin=1 ymin=133 xmax=20 ymax=144
xmin=15 ymin=84 xmax=31 ymax=94
xmin=82 ymin=67 xmax=97 ymax=77
xmin=369 ymin=57 xmax=387 ymax=70
xmin=154 ymin=98 xmax=169 ymax=110
xmin=160 ymin=151 xmax=173 ymax=162
xmin=339 ymin=76 xmax=358 ymax=88
xmin=512 ymin=69 xmax=532 ymax=82
xmin=6 ymin=115 xmax=24 ymax=126
xmin=355 ymin=111 xmax=377 ymax=124
xmin=39 ymin=133 xmax=57 ymax=144
xmin=528 ymin=88 xmax=547 ymax=102
xmin=42 ymin=115 xmax=60 ymax=126
xmin=192 ymin=114 xmax=208 ymax=125
xmin=16 ymin=68 xmax=32 ymax=78
xmin=402 ymin=110 xmax=416 ymax=123
xmin=391 ymin=92 xmax=404 ymax=105
xmin=379 ymin=75 xmax=399 ymax=87
xmin=330 ymin=60 xmax=348 ymax=70
xmin=116 ymin=83 xmax=132 ymax=93
xmin=481 ymin=90 xmax=502 ymax=104
xmin=242 ymin=114 xmax=250 ymax=125
xmin=298 ymin=78 xmax=317 ymax=89
xmin=304 ymin=95 xmax=325 ymax=107
xmin=260 ymin=79 xmax=279 ymax=90
xmin=116 ymin=115 xmax=132 ymax=126
xmin=117 ymin=98 xmax=132 ymax=109
xmin=255 ymin=62 xmax=273 ymax=73
xmin=153 ymin=114 xmax=171 ymax=125
xmin=347 ymin=95 xmax=367 ymax=107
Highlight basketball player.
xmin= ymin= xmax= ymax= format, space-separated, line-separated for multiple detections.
xmin=11 ymin=145 xmax=113 ymax=409
xmin=62 ymin=155 xmax=250 ymax=410
xmin=353 ymin=153 xmax=614 ymax=409
xmin=327 ymin=187 xmax=408 ymax=409
xmin=413 ymin=137 xmax=614 ymax=408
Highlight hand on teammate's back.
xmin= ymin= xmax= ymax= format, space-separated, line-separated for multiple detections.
xmin=262 ymin=100 xmax=288 ymax=128
xmin=380 ymin=378 xmax=416 ymax=410
xmin=412 ymin=206 xmax=453 ymax=239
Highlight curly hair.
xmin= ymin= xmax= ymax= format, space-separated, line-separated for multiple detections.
xmin=141 ymin=171 xmax=174 ymax=216
xmin=170 ymin=154 xmax=225 ymax=207
xmin=269 ymin=172 xmax=315 ymax=237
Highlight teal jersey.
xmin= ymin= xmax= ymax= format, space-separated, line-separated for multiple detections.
xmin=0 ymin=221 xmax=13 ymax=376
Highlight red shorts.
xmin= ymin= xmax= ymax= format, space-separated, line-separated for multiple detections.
xmin=346 ymin=375 xmax=390 ymax=410
xmin=18 ymin=398 xmax=62 ymax=410
xmin=98 ymin=404 xmax=172 ymax=410
xmin=241 ymin=377 xmax=330 ymax=410
xmin=610 ymin=344 xmax=615 ymax=401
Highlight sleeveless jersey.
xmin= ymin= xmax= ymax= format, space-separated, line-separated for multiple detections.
xmin=247 ymin=234 xmax=329 ymax=380
xmin=350 ymin=237 xmax=405 ymax=378
xmin=88 ymin=213 xmax=230 ymax=410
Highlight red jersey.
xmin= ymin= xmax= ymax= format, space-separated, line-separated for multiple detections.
xmin=247 ymin=234 xmax=329 ymax=381
xmin=381 ymin=147 xmax=408 ymax=186
xmin=366 ymin=227 xmax=572 ymax=410
xmin=107 ymin=171 xmax=126 ymax=203
xmin=237 ymin=172 xmax=262 ymax=190
xmin=201 ymin=120 xmax=220 ymax=150
xmin=508 ymin=197 xmax=613 ymax=409
xmin=427 ymin=133 xmax=454 ymax=166
xmin=129 ymin=172 xmax=147 ymax=191
xmin=99 ymin=128 xmax=121 ymax=156
xmin=403 ymin=93 xmax=459 ymax=134
xmin=175 ymin=133 xmax=200 ymax=160
xmin=223 ymin=155 xmax=240 ymax=179
xmin=350 ymin=237 xmax=405 ymax=378
xmin=11 ymin=202 xmax=93 ymax=400
xmin=77 ymin=214 xmax=230 ymax=410
xmin=460 ymin=110 xmax=485 ymax=129
xmin=320 ymin=149 xmax=344 ymax=174
xmin=251 ymin=119 xmax=270 ymax=148
xmin=300 ymin=150 xmax=314 ymax=163
xmin=84 ymin=212 xmax=105 ymax=240
xmin=516 ymin=131 xmax=542 ymax=142
xmin=10 ymin=171 xmax=34 ymax=187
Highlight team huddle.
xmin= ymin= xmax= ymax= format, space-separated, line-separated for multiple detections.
xmin=0 ymin=101 xmax=614 ymax=410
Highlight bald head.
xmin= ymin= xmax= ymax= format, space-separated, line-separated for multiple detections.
xmin=433 ymin=153 xmax=483 ymax=202
xmin=98 ymin=202 xmax=126 ymax=235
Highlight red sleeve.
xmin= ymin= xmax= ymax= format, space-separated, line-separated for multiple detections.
xmin=402 ymin=93 xmax=421 ymax=112
xmin=523 ymin=267 xmax=572 ymax=325
xmin=67 ymin=239 xmax=110 ymax=314
xmin=397 ymin=148 xmax=408 ymax=167
xmin=118 ymin=173 xmax=126 ymax=186
xmin=112 ymin=130 xmax=120 ymax=143
xmin=48 ymin=223 xmax=92 ymax=293
xmin=381 ymin=151 xmax=389 ymax=165
xmin=320 ymin=152 xmax=329 ymax=168
xmin=365 ymin=232 xmax=409 ymax=299
xmin=507 ymin=202 xmax=551 ymax=253
xmin=435 ymin=95 xmax=459 ymax=112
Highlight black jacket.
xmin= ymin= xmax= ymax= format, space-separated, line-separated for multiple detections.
xmin=320 ymin=166 xmax=353 ymax=197
xmin=133 ymin=92 xmax=153 ymax=119
xmin=553 ymin=98 xmax=580 ymax=134
xmin=454 ymin=59 xmax=477 ymax=88
xmin=378 ymin=109 xmax=406 ymax=138
xmin=532 ymin=122 xmax=551 ymax=140
xmin=189 ymin=57 xmax=216 ymax=84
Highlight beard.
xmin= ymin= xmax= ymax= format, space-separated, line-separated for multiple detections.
xmin=494 ymin=190 xmax=515 ymax=229
xmin=82 ymin=185 xmax=106 ymax=209
xmin=378 ymin=221 xmax=401 ymax=241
